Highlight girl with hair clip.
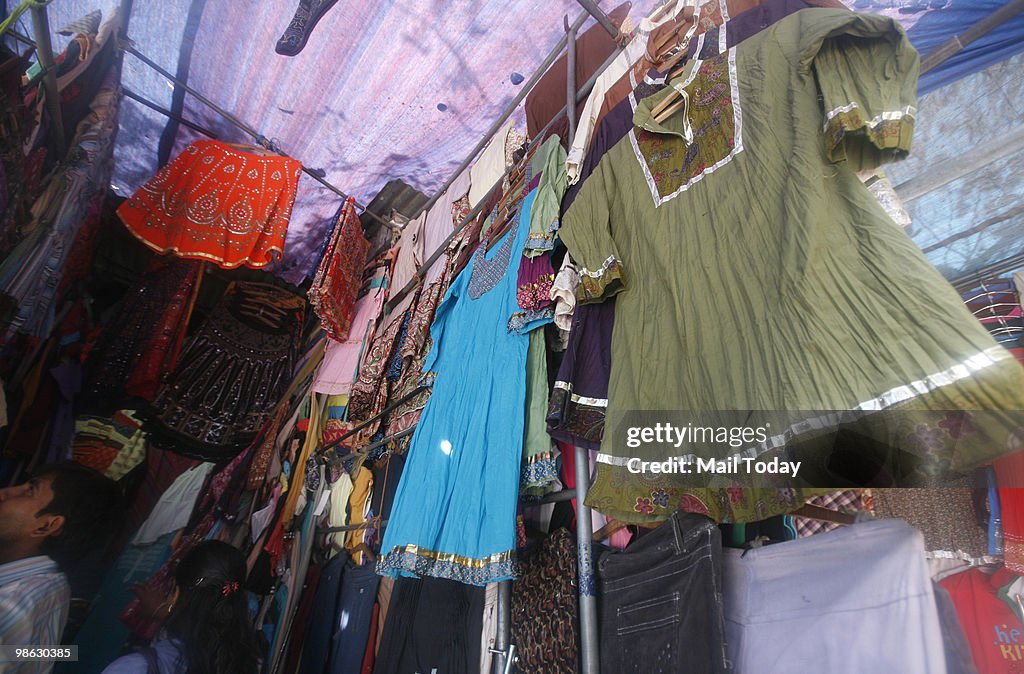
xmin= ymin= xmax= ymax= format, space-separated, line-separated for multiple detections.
xmin=102 ymin=540 xmax=262 ymax=674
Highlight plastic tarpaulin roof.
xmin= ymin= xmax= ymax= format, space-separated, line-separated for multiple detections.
xmin=6 ymin=0 xmax=1024 ymax=279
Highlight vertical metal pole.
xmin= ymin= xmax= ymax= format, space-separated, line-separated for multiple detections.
xmin=30 ymin=4 xmax=66 ymax=159
xmin=492 ymin=580 xmax=513 ymax=674
xmin=565 ymin=16 xmax=578 ymax=146
xmin=119 ymin=0 xmax=135 ymax=35
xmin=566 ymin=15 xmax=599 ymax=670
xmin=574 ymin=446 xmax=599 ymax=674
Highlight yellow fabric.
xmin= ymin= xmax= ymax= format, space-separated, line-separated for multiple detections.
xmin=345 ymin=465 xmax=374 ymax=564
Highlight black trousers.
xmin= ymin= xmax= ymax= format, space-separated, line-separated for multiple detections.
xmin=598 ymin=511 xmax=731 ymax=673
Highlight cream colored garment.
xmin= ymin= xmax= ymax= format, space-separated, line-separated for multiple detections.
xmin=326 ymin=472 xmax=355 ymax=556
xmin=469 ymin=121 xmax=514 ymax=207
xmin=550 ymin=255 xmax=581 ymax=332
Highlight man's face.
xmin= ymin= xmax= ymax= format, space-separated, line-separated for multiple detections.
xmin=0 ymin=476 xmax=61 ymax=545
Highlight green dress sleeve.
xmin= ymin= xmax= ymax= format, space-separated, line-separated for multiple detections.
xmin=813 ymin=23 xmax=920 ymax=172
xmin=559 ymin=159 xmax=626 ymax=304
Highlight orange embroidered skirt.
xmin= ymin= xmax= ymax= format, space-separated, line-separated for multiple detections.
xmin=117 ymin=140 xmax=303 ymax=269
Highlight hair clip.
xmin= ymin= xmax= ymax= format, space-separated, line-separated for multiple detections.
xmin=221 ymin=581 xmax=241 ymax=597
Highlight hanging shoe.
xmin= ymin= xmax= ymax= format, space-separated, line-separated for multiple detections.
xmin=275 ymin=0 xmax=340 ymax=56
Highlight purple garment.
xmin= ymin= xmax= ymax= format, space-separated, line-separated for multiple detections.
xmin=546 ymin=300 xmax=614 ymax=450
xmin=551 ymin=0 xmax=817 ymax=449
xmin=46 ymin=362 xmax=81 ymax=464
xmin=517 ymin=254 xmax=555 ymax=312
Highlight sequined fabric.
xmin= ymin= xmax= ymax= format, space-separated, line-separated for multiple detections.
xmin=142 ymin=283 xmax=303 ymax=461
xmin=117 ymin=140 xmax=302 ymax=269
xmin=308 ymin=199 xmax=370 ymax=341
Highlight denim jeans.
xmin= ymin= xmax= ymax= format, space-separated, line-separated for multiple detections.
xmin=329 ymin=559 xmax=380 ymax=674
xmin=598 ymin=511 xmax=731 ymax=673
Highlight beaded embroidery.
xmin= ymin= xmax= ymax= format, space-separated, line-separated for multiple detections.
xmin=468 ymin=211 xmax=519 ymax=299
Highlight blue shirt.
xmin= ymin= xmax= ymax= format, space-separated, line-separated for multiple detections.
xmin=0 ymin=556 xmax=70 ymax=674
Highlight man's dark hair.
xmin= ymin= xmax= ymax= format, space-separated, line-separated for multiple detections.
xmin=32 ymin=461 xmax=125 ymax=565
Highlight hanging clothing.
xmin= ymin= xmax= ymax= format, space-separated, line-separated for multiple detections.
xmin=1000 ymin=486 xmax=1024 ymax=575
xmin=511 ymin=528 xmax=580 ymax=673
xmin=524 ymin=136 xmax=567 ymax=257
xmin=84 ymin=259 xmax=201 ymax=411
xmin=377 ymin=189 xmax=544 ymax=585
xmin=308 ymin=199 xmax=371 ymax=341
xmin=941 ymin=566 xmax=1023 ymax=673
xmin=559 ymin=9 xmax=1024 ymax=524
xmin=555 ymin=0 xmax=849 ymax=456
xmin=599 ymin=511 xmax=730 ymax=673
xmin=420 ymin=169 xmax=471 ymax=285
xmin=312 ymin=274 xmax=387 ymax=395
xmin=117 ymin=139 xmax=302 ymax=269
xmin=372 ymin=576 xmax=484 ymax=674
xmin=872 ymin=488 xmax=990 ymax=563
xmin=142 ymin=282 xmax=303 ymax=461
xmin=131 ymin=463 xmax=215 ymax=546
xmin=521 ymin=330 xmax=559 ymax=497
xmin=468 ymin=122 xmax=515 ymax=209
xmin=0 ymin=69 xmax=119 ymax=340
xmin=724 ymin=519 xmax=947 ymax=672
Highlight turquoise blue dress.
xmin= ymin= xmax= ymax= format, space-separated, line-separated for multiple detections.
xmin=377 ymin=189 xmax=543 ymax=585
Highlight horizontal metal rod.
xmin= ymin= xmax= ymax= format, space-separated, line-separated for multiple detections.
xmin=120 ymin=41 xmax=399 ymax=231
xmin=123 ymin=87 xmax=218 ymax=138
xmin=321 ymin=518 xmax=388 ymax=534
xmin=522 ymin=488 xmax=578 ymax=505
xmin=574 ymin=0 xmax=621 ymax=39
xmin=318 ymin=386 xmax=429 ymax=456
xmin=408 ymin=4 xmax=599 ymax=223
xmin=950 ymin=251 xmax=1024 ymax=291
xmin=383 ymin=42 xmax=623 ymax=314
xmin=5 ymin=29 xmax=36 ymax=50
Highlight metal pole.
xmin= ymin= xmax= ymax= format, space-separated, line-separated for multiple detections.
xmin=920 ymin=0 xmax=1024 ymax=73
xmin=574 ymin=445 xmax=599 ymax=674
xmin=30 ymin=4 xmax=65 ymax=158
xmin=123 ymin=88 xmax=218 ymax=138
xmin=119 ymin=43 xmax=399 ymax=231
xmin=566 ymin=16 xmax=578 ymax=148
xmin=119 ymin=0 xmax=135 ymax=35
xmin=573 ymin=0 xmax=621 ymax=39
xmin=491 ymin=580 xmax=514 ymax=674
xmin=408 ymin=4 xmax=603 ymax=222
xmin=383 ymin=43 xmax=624 ymax=315
xmin=521 ymin=487 xmax=577 ymax=505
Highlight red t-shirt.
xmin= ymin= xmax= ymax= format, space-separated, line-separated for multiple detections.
xmin=941 ymin=567 xmax=1024 ymax=673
